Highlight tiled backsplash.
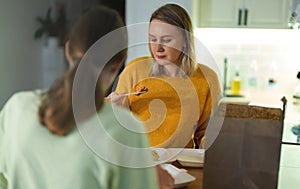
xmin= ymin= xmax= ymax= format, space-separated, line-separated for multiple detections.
xmin=194 ymin=28 xmax=300 ymax=106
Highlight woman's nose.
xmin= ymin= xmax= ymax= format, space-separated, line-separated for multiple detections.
xmin=157 ymin=44 xmax=164 ymax=52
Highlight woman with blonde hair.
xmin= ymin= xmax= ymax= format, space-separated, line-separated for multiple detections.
xmin=109 ymin=3 xmax=221 ymax=148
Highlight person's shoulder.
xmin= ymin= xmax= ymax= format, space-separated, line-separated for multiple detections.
xmin=127 ymin=56 xmax=152 ymax=66
xmin=119 ymin=56 xmax=152 ymax=78
xmin=0 ymin=91 xmax=40 ymax=124
xmin=126 ymin=56 xmax=152 ymax=69
xmin=195 ymin=63 xmax=218 ymax=79
xmin=13 ymin=90 xmax=41 ymax=99
xmin=197 ymin=63 xmax=216 ymax=73
xmin=4 ymin=90 xmax=40 ymax=108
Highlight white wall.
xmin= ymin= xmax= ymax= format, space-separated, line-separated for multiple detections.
xmin=194 ymin=28 xmax=300 ymax=107
xmin=0 ymin=0 xmax=49 ymax=108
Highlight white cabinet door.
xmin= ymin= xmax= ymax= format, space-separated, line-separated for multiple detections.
xmin=194 ymin=0 xmax=243 ymax=28
xmin=194 ymin=0 xmax=291 ymax=29
xmin=245 ymin=0 xmax=289 ymax=28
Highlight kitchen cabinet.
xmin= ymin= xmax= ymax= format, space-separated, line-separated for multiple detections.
xmin=193 ymin=0 xmax=291 ymax=29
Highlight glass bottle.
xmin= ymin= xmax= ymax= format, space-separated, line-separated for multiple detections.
xmin=231 ymin=72 xmax=241 ymax=95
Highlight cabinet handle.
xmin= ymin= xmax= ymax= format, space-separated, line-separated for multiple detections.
xmin=238 ymin=9 xmax=242 ymax=25
xmin=244 ymin=9 xmax=248 ymax=26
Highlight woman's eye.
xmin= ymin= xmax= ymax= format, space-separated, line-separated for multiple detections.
xmin=161 ymin=39 xmax=171 ymax=43
xmin=150 ymin=38 xmax=157 ymax=42
xmin=149 ymin=38 xmax=171 ymax=44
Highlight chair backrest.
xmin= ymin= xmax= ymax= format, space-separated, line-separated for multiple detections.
xmin=203 ymin=100 xmax=286 ymax=189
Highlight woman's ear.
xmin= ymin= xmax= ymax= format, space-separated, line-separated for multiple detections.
xmin=65 ymin=41 xmax=74 ymax=69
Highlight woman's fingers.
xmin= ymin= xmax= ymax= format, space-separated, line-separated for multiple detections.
xmin=105 ymin=92 xmax=124 ymax=106
xmin=156 ymin=165 xmax=175 ymax=189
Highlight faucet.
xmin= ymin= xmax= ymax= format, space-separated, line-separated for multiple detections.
xmin=223 ymin=58 xmax=228 ymax=97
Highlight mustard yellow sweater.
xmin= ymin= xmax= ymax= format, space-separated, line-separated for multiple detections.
xmin=116 ymin=57 xmax=220 ymax=148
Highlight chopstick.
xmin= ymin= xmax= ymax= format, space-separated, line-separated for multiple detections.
xmin=105 ymin=91 xmax=146 ymax=99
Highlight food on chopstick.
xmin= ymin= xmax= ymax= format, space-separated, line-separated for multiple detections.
xmin=151 ymin=150 xmax=160 ymax=161
xmin=104 ymin=85 xmax=148 ymax=100
xmin=135 ymin=85 xmax=148 ymax=96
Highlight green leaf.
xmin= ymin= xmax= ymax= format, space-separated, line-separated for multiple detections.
xmin=34 ymin=28 xmax=45 ymax=39
xmin=46 ymin=7 xmax=52 ymax=20
xmin=36 ymin=17 xmax=46 ymax=25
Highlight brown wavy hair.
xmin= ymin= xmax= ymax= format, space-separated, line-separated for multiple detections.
xmin=38 ymin=5 xmax=126 ymax=136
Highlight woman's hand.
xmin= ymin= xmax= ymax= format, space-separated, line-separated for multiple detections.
xmin=156 ymin=165 xmax=174 ymax=189
xmin=106 ymin=92 xmax=124 ymax=106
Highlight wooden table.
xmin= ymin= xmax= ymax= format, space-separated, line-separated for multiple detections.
xmin=172 ymin=161 xmax=203 ymax=189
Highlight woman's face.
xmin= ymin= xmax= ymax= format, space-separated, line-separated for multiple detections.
xmin=149 ymin=19 xmax=185 ymax=67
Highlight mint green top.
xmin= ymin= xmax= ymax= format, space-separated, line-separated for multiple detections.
xmin=0 ymin=91 xmax=158 ymax=189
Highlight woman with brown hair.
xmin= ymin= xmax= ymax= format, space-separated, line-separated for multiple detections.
xmin=0 ymin=5 xmax=173 ymax=189
xmin=109 ymin=3 xmax=221 ymax=148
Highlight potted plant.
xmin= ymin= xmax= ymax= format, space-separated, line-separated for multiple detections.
xmin=34 ymin=6 xmax=66 ymax=47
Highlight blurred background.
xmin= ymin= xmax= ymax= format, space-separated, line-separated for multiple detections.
xmin=0 ymin=0 xmax=125 ymax=108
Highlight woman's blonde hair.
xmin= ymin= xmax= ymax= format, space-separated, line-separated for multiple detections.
xmin=149 ymin=3 xmax=197 ymax=77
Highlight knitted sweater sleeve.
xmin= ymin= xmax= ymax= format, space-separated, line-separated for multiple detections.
xmin=194 ymin=65 xmax=221 ymax=148
xmin=115 ymin=57 xmax=152 ymax=108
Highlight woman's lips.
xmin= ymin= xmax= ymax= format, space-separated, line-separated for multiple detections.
xmin=156 ymin=55 xmax=166 ymax=59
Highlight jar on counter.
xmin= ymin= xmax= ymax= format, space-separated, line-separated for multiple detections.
xmin=248 ymin=59 xmax=258 ymax=89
